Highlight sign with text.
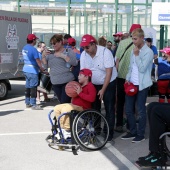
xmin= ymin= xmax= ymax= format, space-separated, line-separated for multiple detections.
xmin=152 ymin=2 xmax=170 ymax=25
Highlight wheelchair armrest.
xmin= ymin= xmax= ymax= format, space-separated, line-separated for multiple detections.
xmin=71 ymin=110 xmax=80 ymax=115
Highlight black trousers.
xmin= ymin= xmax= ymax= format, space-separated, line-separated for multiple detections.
xmin=92 ymin=79 xmax=116 ymax=137
xmin=147 ymin=102 xmax=170 ymax=152
xmin=116 ymin=78 xmax=126 ymax=127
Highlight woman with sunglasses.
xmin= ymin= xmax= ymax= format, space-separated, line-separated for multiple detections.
xmin=42 ymin=34 xmax=77 ymax=104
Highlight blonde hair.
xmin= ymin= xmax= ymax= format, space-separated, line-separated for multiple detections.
xmin=131 ymin=28 xmax=144 ymax=38
xmin=98 ymin=36 xmax=107 ymax=47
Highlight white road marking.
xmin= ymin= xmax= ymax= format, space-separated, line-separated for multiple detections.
xmin=0 ymin=132 xmax=140 ymax=169
xmin=0 ymin=131 xmax=51 ymax=136
xmin=0 ymin=108 xmax=54 ymax=112
xmin=106 ymin=144 xmax=139 ymax=170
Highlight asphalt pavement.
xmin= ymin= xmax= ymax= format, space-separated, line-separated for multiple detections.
xmin=0 ymin=80 xmax=167 ymax=170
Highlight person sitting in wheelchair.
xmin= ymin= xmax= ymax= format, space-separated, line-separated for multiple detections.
xmin=54 ymin=68 xmax=96 ymax=138
xmin=135 ymin=102 xmax=170 ymax=168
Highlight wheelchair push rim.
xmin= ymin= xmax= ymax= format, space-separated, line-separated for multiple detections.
xmin=72 ymin=109 xmax=109 ymax=151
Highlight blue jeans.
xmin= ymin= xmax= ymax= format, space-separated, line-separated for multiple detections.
xmin=125 ymin=87 xmax=149 ymax=137
xmin=24 ymin=72 xmax=39 ymax=106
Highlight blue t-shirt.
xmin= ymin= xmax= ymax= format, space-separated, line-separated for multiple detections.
xmin=22 ymin=44 xmax=40 ymax=74
xmin=158 ymin=57 xmax=170 ymax=80
xmin=151 ymin=45 xmax=158 ymax=55
xmin=151 ymin=45 xmax=158 ymax=69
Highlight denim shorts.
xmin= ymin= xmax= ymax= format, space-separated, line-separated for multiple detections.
xmin=24 ymin=72 xmax=39 ymax=88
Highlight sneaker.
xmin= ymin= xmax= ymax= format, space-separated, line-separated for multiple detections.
xmin=61 ymin=129 xmax=71 ymax=139
xmin=31 ymin=105 xmax=43 ymax=110
xmin=26 ymin=104 xmax=32 ymax=108
xmin=132 ymin=135 xmax=145 ymax=143
xmin=115 ymin=126 xmax=123 ymax=133
xmin=36 ymin=100 xmax=41 ymax=104
xmin=121 ymin=133 xmax=136 ymax=140
xmin=135 ymin=152 xmax=167 ymax=167
xmin=138 ymin=151 xmax=154 ymax=161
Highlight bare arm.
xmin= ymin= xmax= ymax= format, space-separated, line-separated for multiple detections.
xmin=36 ymin=58 xmax=45 ymax=72
xmin=98 ymin=67 xmax=112 ymax=100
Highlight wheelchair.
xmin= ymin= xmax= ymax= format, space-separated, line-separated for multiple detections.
xmin=157 ymin=127 xmax=170 ymax=170
xmin=46 ymin=109 xmax=109 ymax=155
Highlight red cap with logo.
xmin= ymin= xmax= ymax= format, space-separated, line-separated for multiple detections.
xmin=124 ymin=82 xmax=138 ymax=96
xmin=68 ymin=37 xmax=76 ymax=46
xmin=160 ymin=47 xmax=170 ymax=55
xmin=27 ymin=34 xmax=38 ymax=41
xmin=113 ymin=32 xmax=123 ymax=37
xmin=79 ymin=68 xmax=92 ymax=77
xmin=129 ymin=24 xmax=141 ymax=33
xmin=80 ymin=34 xmax=96 ymax=47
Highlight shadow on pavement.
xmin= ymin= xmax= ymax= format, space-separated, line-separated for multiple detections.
xmin=0 ymin=110 xmax=23 ymax=116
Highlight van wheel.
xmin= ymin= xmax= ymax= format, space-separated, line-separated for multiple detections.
xmin=0 ymin=81 xmax=8 ymax=100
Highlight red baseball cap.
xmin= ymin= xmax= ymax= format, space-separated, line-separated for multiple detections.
xmin=124 ymin=82 xmax=138 ymax=96
xmin=79 ymin=68 xmax=92 ymax=77
xmin=27 ymin=34 xmax=38 ymax=41
xmin=113 ymin=32 xmax=123 ymax=37
xmin=80 ymin=34 xmax=96 ymax=47
xmin=68 ymin=37 xmax=76 ymax=46
xmin=160 ymin=47 xmax=170 ymax=55
xmin=129 ymin=24 xmax=141 ymax=33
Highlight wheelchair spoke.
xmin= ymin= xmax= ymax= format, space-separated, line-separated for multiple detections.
xmin=73 ymin=110 xmax=109 ymax=151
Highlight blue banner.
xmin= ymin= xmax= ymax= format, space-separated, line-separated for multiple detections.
xmin=158 ymin=14 xmax=170 ymax=21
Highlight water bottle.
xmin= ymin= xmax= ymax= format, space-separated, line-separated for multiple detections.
xmin=65 ymin=48 xmax=71 ymax=68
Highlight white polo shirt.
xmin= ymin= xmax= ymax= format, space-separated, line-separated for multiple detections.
xmin=80 ymin=45 xmax=117 ymax=85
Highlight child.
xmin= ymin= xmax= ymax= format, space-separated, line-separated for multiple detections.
xmin=154 ymin=47 xmax=170 ymax=103
xmin=54 ymin=68 xmax=96 ymax=134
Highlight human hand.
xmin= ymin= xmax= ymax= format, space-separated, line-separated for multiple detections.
xmin=42 ymin=70 xmax=49 ymax=75
xmin=42 ymin=49 xmax=51 ymax=57
xmin=98 ymin=89 xmax=105 ymax=101
xmin=133 ymin=46 xmax=139 ymax=56
xmin=74 ymin=84 xmax=82 ymax=95
xmin=125 ymin=81 xmax=130 ymax=85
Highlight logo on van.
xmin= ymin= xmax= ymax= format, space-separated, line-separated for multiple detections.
xmin=6 ymin=24 xmax=19 ymax=49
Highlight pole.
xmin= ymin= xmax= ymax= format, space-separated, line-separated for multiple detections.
xmin=115 ymin=0 xmax=118 ymax=33
xmin=159 ymin=25 xmax=164 ymax=55
xmin=17 ymin=0 xmax=20 ymax=13
xmin=68 ymin=0 xmax=71 ymax=34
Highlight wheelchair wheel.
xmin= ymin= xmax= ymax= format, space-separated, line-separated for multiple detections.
xmin=72 ymin=109 xmax=109 ymax=151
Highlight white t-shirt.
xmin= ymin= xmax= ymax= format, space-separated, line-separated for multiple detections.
xmin=130 ymin=54 xmax=139 ymax=85
xmin=80 ymin=45 xmax=117 ymax=85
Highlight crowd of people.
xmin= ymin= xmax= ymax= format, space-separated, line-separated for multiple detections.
xmin=22 ymin=23 xmax=170 ymax=167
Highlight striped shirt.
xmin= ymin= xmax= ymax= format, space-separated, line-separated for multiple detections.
xmin=46 ymin=48 xmax=77 ymax=85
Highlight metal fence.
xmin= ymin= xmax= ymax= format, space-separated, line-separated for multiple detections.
xmin=0 ymin=0 xmax=170 ymax=49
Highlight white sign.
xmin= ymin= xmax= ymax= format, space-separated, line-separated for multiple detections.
xmin=6 ymin=24 xmax=19 ymax=49
xmin=152 ymin=2 xmax=170 ymax=25
xmin=0 ymin=53 xmax=13 ymax=64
